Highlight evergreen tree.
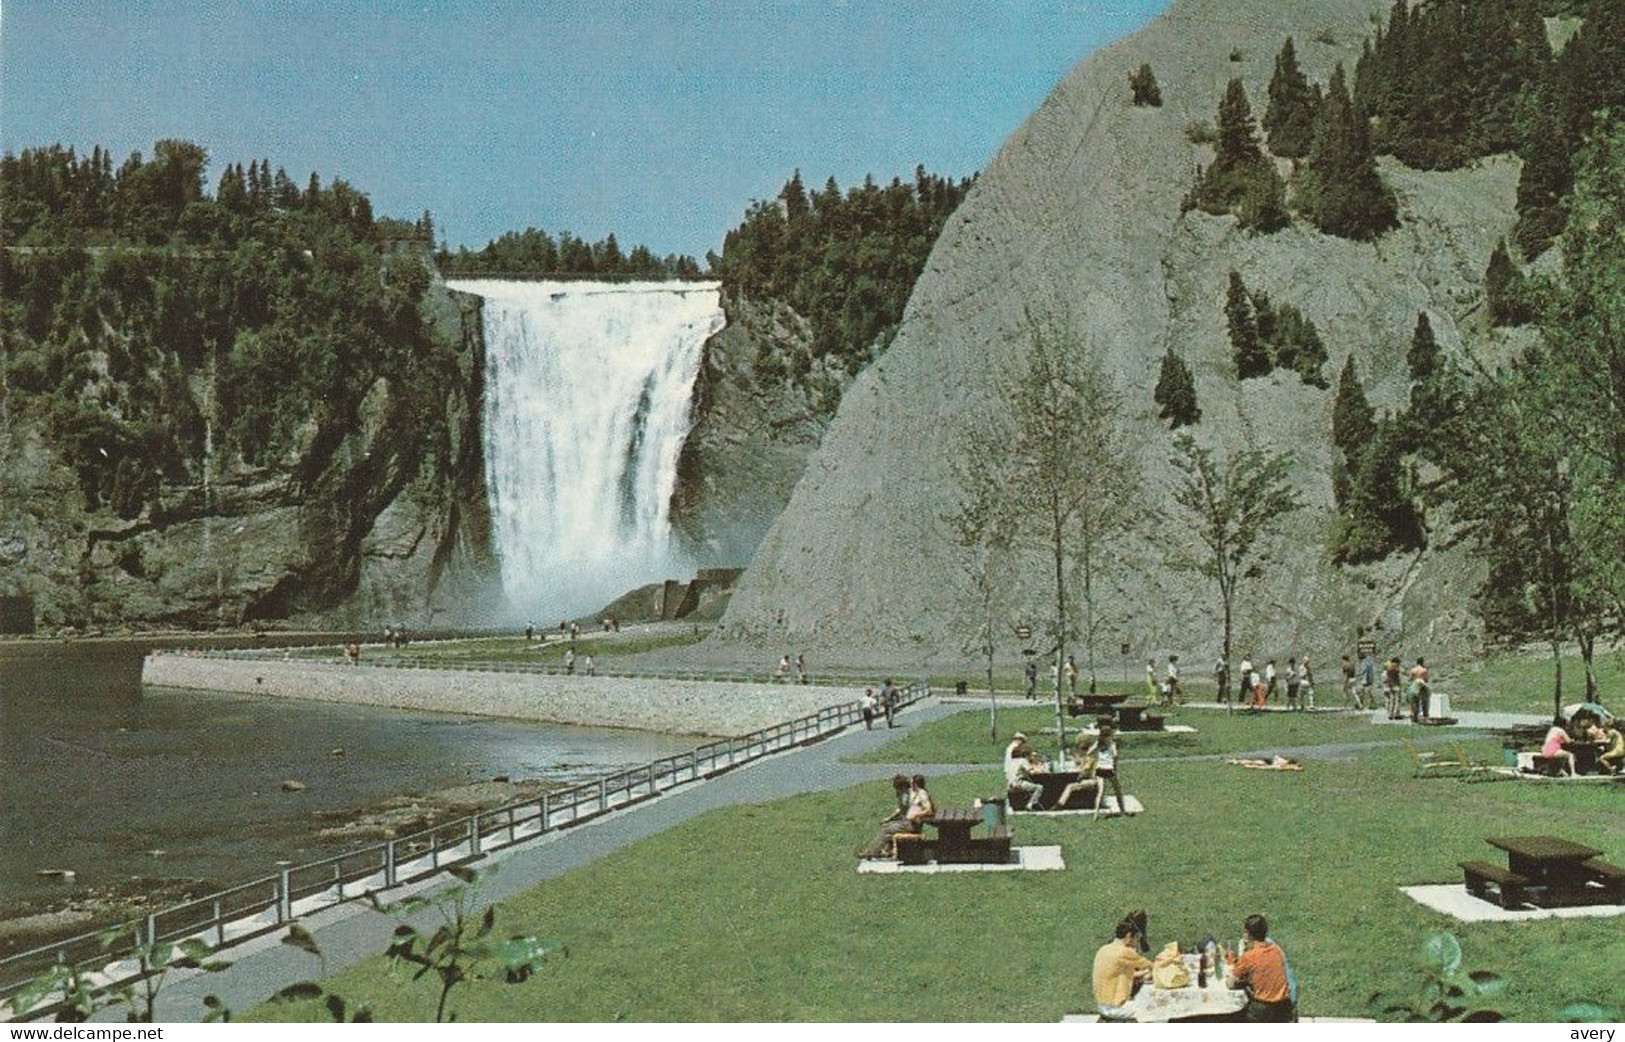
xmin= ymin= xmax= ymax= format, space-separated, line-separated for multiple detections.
xmin=1406 ymin=311 xmax=1440 ymax=386
xmin=1484 ymin=239 xmax=1529 ymax=326
xmin=1514 ymin=93 xmax=1573 ymax=258
xmin=1129 ymin=63 xmax=1163 ymax=107
xmin=1187 ymin=80 xmax=1287 ymax=234
xmin=1226 ymin=271 xmax=1270 ymax=379
xmin=1333 ymin=416 xmax=1425 ymax=563
xmin=1215 ymin=78 xmax=1264 ymax=169
xmin=780 ymin=170 xmax=810 ymax=222
xmin=1236 ymin=160 xmax=1290 ymax=234
xmin=1153 ymin=349 xmax=1200 ymax=427
xmin=1299 ymin=64 xmax=1397 ymax=241
xmin=1331 ymin=355 xmax=1375 ymax=459
xmin=1264 ymin=37 xmax=1320 ymax=158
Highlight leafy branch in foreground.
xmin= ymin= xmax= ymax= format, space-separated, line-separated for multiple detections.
xmin=273 ymin=864 xmax=563 ymax=1023
xmin=2 ymin=924 xmax=232 ymax=1023
xmin=1367 ymin=932 xmax=1503 ymax=1023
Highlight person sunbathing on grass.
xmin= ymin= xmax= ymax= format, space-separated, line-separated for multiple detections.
xmin=1226 ymin=755 xmax=1303 ymax=771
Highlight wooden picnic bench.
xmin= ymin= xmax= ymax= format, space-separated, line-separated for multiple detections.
xmin=1066 ymin=694 xmax=1127 ymax=717
xmin=1459 ymin=860 xmax=1529 ymax=909
xmin=894 ymin=807 xmax=1013 ymax=865
xmin=1113 ymin=705 xmax=1166 ymax=731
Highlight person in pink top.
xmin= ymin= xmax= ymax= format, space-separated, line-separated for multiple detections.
xmin=1540 ymin=723 xmax=1576 ymax=776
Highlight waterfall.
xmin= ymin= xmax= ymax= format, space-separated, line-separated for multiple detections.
xmin=447 ymin=279 xmax=725 ymax=619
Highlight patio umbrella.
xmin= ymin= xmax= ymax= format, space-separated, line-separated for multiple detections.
xmin=1560 ymin=701 xmax=1613 ymax=723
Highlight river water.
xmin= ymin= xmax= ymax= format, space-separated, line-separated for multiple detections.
xmin=0 ymin=642 xmax=695 ymax=914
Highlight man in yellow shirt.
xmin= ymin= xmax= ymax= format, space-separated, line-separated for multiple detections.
xmin=1092 ymin=919 xmax=1153 ymax=1020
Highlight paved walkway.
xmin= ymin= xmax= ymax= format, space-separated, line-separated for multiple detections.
xmin=125 ymin=700 xmax=1527 ymax=1021
xmin=138 ymin=701 xmax=973 ymax=1021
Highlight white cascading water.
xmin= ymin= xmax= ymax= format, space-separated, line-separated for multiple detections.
xmin=447 ymin=279 xmax=725 ymax=619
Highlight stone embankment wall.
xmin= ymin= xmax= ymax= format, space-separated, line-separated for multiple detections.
xmin=143 ymin=654 xmax=864 ymax=737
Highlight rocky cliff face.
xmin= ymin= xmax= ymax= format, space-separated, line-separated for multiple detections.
xmin=719 ymin=0 xmax=1525 ymax=665
xmin=670 ymin=295 xmax=847 ymax=567
xmin=0 ymin=277 xmax=499 ymax=632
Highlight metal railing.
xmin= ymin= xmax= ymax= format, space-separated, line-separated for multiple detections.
xmin=0 ymin=680 xmax=929 ymax=1016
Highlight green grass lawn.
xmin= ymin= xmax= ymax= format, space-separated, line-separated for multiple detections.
xmin=249 ymin=736 xmax=1625 ymax=1023
xmin=851 ymin=705 xmax=1409 ymax=764
xmin=1448 ymin=651 xmax=1623 ymax=716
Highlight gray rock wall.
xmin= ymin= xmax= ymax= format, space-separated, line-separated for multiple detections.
xmin=719 ymin=0 xmax=1506 ymax=668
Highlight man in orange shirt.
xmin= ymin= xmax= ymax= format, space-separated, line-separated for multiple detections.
xmin=1227 ymin=914 xmax=1294 ymax=1022
xmin=1092 ymin=919 xmax=1153 ymax=1021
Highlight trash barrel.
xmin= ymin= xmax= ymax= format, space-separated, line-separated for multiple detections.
xmin=983 ymin=797 xmax=1006 ymax=830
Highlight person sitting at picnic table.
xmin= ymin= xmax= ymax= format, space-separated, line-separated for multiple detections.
xmin=1599 ymin=720 xmax=1625 ymax=775
xmin=1092 ymin=918 xmax=1154 ymax=1021
xmin=1005 ymin=733 xmax=1048 ymax=811
xmin=1226 ymin=914 xmax=1294 ymax=1022
xmin=1540 ymin=721 xmax=1578 ymax=777
xmin=859 ymin=774 xmax=932 ymax=858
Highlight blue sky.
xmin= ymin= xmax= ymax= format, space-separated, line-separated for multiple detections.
xmin=2 ymin=1 xmax=1168 ymax=257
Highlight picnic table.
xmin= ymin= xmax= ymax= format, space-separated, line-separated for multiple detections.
xmin=895 ymin=807 xmax=1013 ymax=865
xmin=1026 ymin=769 xmax=1080 ymax=809
xmin=1463 ymin=836 xmax=1623 ymax=908
xmin=1067 ymin=693 xmax=1127 ymax=717
xmin=1572 ymin=741 xmax=1607 ymax=776
xmin=1130 ymin=955 xmax=1248 ymax=1023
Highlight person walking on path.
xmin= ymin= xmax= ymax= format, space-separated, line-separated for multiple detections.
xmin=1215 ymin=657 xmax=1230 ymax=707
xmin=1265 ymin=659 xmax=1279 ymax=704
xmin=1024 ymin=662 xmax=1038 ymax=700
xmin=1164 ymin=656 xmax=1181 ymax=706
xmin=1299 ymin=658 xmax=1315 ymax=710
xmin=881 ymin=678 xmax=899 ymax=727
xmin=583 ymin=654 xmax=595 ymax=677
xmin=1145 ymin=659 xmax=1159 ymax=702
xmin=1341 ymin=655 xmax=1357 ymax=708
xmin=564 ymin=647 xmax=576 ymax=675
xmin=1238 ymin=657 xmax=1254 ymax=707
xmin=776 ymin=655 xmax=790 ymax=683
xmin=796 ymin=653 xmax=808 ymax=685
xmin=1065 ymin=655 xmax=1079 ymax=696
xmin=861 ymin=689 xmax=879 ymax=730
xmin=1285 ymin=658 xmax=1301 ymax=711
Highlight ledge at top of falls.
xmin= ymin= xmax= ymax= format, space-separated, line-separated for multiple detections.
xmin=445 ymin=278 xmax=722 ymax=299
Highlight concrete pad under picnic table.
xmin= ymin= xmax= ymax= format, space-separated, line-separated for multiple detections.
xmin=1012 ymin=795 xmax=1144 ymax=816
xmin=857 ymin=845 xmax=1064 ymax=874
xmin=1401 ymin=884 xmax=1625 ymax=922
xmin=1040 ymin=724 xmax=1198 ymax=735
